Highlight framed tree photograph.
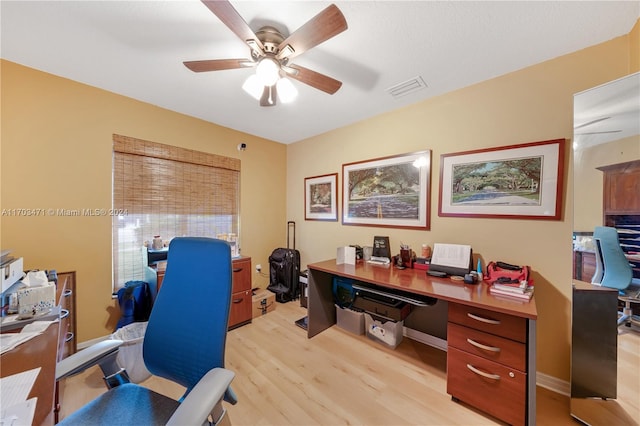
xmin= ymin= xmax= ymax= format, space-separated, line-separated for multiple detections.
xmin=342 ymin=151 xmax=431 ymax=229
xmin=305 ymin=173 xmax=338 ymax=221
xmin=438 ymin=139 xmax=565 ymax=220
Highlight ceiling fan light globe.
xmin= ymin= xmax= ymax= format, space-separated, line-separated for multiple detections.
xmin=277 ymin=78 xmax=298 ymax=103
xmin=256 ymin=57 xmax=280 ymax=86
xmin=242 ymin=75 xmax=263 ymax=100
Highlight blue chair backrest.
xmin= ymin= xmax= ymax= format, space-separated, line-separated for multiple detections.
xmin=142 ymin=237 xmax=232 ymax=394
xmin=593 ymin=226 xmax=633 ymax=291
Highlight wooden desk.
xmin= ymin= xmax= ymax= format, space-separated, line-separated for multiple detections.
xmin=1 ymin=321 xmax=60 ymax=426
xmin=308 ymin=260 xmax=538 ymax=426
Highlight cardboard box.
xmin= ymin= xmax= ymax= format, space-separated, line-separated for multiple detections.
xmin=252 ymin=289 xmax=275 ymax=318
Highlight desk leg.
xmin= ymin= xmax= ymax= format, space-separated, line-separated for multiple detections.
xmin=307 ymin=269 xmax=336 ymax=338
xmin=527 ymin=319 xmax=537 ymax=425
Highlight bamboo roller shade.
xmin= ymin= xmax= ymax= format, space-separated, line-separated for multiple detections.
xmin=113 ymin=134 xmax=240 ymax=215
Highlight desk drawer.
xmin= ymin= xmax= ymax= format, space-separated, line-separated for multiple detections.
xmin=232 ymin=258 xmax=252 ymax=293
xmin=448 ymin=322 xmax=526 ymax=371
xmin=447 ymin=346 xmax=526 ymax=426
xmin=449 ymin=303 xmax=526 ymax=343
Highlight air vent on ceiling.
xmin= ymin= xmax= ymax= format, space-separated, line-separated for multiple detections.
xmin=386 ymin=76 xmax=427 ymax=99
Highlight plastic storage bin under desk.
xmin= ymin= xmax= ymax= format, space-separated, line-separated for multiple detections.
xmin=335 ymin=305 xmax=365 ymax=335
xmin=364 ymin=313 xmax=403 ymax=349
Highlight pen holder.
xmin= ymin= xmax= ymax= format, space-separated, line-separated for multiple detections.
xmin=400 ymin=249 xmax=413 ymax=268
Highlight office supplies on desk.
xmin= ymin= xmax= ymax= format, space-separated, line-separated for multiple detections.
xmin=367 ymin=257 xmax=390 ymax=265
xmin=429 ymin=243 xmax=473 ymax=277
xmin=372 ymin=236 xmax=391 ymax=262
xmin=1 ymin=256 xmax=23 ymax=293
xmin=336 ymin=246 xmax=356 ymax=265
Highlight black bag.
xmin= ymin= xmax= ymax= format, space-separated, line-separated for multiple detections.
xmin=267 ymin=221 xmax=301 ymax=303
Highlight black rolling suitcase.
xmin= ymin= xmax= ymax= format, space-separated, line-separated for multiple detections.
xmin=267 ymin=221 xmax=301 ymax=303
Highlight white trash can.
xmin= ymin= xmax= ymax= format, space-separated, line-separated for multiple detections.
xmin=110 ymin=321 xmax=152 ymax=383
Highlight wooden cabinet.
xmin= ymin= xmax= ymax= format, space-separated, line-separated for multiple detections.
xmin=598 ymin=160 xmax=640 ymax=281
xmin=56 ymin=271 xmax=77 ymax=359
xmin=228 ymin=257 xmax=252 ymax=330
xmin=447 ymin=303 xmax=529 ymax=425
xmin=573 ymin=250 xmax=596 ymax=281
xmin=54 ymin=271 xmax=77 ymax=423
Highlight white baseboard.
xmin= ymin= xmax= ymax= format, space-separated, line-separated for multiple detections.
xmin=403 ymin=327 xmax=570 ymax=396
xmin=403 ymin=327 xmax=448 ymax=351
xmin=536 ymin=372 xmax=570 ymax=396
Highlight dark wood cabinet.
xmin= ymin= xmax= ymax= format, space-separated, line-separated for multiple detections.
xmin=573 ymin=250 xmax=596 ymax=282
xmin=228 ymin=257 xmax=252 ymax=330
xmin=597 ymin=159 xmax=640 ymax=281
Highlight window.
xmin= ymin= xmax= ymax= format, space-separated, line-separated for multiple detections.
xmin=112 ymin=134 xmax=240 ymax=289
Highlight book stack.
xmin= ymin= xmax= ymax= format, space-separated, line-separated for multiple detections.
xmin=489 ymin=280 xmax=534 ymax=301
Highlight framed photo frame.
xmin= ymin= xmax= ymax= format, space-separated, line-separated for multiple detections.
xmin=438 ymin=138 xmax=565 ymax=220
xmin=342 ymin=151 xmax=431 ymax=229
xmin=304 ymin=173 xmax=338 ymax=221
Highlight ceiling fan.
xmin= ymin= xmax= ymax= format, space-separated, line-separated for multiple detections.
xmin=184 ymin=0 xmax=348 ymax=107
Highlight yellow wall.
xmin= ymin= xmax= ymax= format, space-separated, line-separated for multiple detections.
xmin=286 ymin=35 xmax=633 ymax=381
xmin=630 ymin=19 xmax=639 ymax=72
xmin=0 ymin=60 xmax=287 ymax=340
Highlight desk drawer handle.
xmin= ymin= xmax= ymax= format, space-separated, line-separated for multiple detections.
xmin=466 ymin=363 xmax=501 ymax=381
xmin=63 ymin=289 xmax=72 ymax=298
xmin=467 ymin=312 xmax=500 ymax=325
xmin=65 ymin=332 xmax=74 ymax=343
xmin=466 ymin=338 xmax=501 ymax=353
xmin=60 ymin=309 xmax=70 ymax=320
xmin=232 ymin=298 xmax=244 ymax=304
xmin=233 ymin=268 xmax=242 ymax=273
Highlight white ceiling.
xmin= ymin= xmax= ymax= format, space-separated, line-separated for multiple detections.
xmin=2 ymin=1 xmax=639 ymax=144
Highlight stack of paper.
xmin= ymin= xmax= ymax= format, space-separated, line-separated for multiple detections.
xmin=0 ymin=367 xmax=40 ymax=425
xmin=489 ymin=281 xmax=534 ymax=301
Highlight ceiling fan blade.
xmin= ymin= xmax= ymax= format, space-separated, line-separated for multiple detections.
xmin=285 ymin=64 xmax=342 ymax=95
xmin=201 ymin=0 xmax=265 ymax=54
xmin=259 ymin=85 xmax=277 ymax=107
xmin=183 ymin=58 xmax=253 ymax=72
xmin=276 ymin=4 xmax=347 ymax=61
xmin=576 ymin=130 xmax=622 ymax=135
xmin=573 ymin=116 xmax=611 ymax=130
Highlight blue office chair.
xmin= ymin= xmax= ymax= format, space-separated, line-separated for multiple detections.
xmin=56 ymin=237 xmax=237 ymax=425
xmin=592 ymin=226 xmax=640 ymax=328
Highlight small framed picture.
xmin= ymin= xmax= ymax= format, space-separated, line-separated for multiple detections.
xmin=305 ymin=173 xmax=338 ymax=221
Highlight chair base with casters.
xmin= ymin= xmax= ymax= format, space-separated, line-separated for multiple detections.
xmin=617 ymin=286 xmax=640 ymax=328
xmin=56 ymin=237 xmax=238 ymax=425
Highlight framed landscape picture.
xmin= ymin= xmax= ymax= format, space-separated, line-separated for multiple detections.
xmin=342 ymin=151 xmax=431 ymax=229
xmin=438 ymin=139 xmax=565 ymax=220
xmin=305 ymin=173 xmax=338 ymax=221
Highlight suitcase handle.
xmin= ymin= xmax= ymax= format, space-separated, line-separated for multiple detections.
xmin=287 ymin=221 xmax=296 ymax=249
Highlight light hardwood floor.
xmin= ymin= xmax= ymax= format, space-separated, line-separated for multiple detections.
xmin=59 ymin=302 xmax=638 ymax=425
